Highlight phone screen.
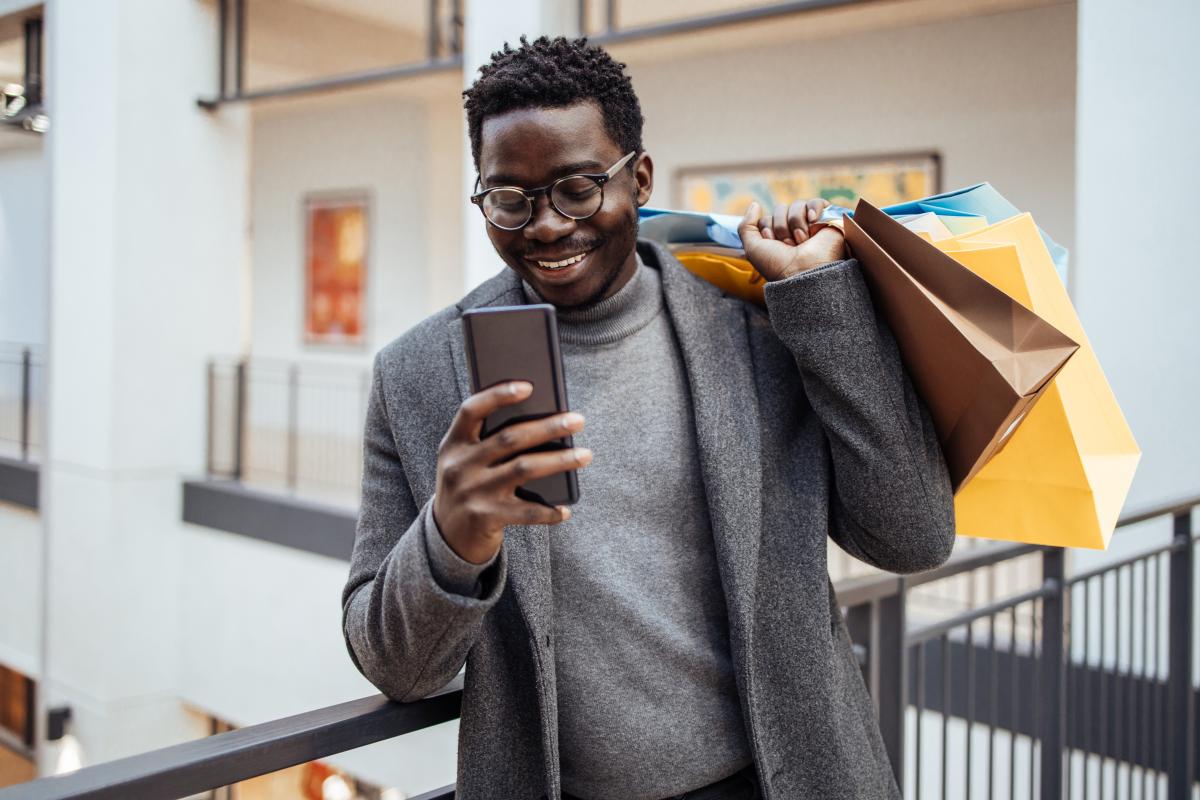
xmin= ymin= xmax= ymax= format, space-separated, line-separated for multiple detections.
xmin=462 ymin=304 xmax=579 ymax=506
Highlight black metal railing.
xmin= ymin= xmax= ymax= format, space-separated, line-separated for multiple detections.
xmin=206 ymin=357 xmax=369 ymax=507
xmin=5 ymin=496 xmax=1197 ymax=800
xmin=0 ymin=343 xmax=43 ymax=463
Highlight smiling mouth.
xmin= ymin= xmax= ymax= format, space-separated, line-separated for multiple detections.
xmin=530 ymin=247 xmax=596 ymax=270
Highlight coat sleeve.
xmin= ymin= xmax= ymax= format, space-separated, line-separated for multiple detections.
xmin=762 ymin=258 xmax=956 ymax=574
xmin=340 ymin=350 xmax=506 ymax=702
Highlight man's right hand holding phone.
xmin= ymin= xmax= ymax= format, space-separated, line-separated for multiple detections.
xmin=431 ymin=380 xmax=592 ymax=565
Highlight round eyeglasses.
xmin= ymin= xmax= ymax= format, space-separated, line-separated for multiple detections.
xmin=470 ymin=151 xmax=636 ymax=230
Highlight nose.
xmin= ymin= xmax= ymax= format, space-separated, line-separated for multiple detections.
xmin=523 ymin=193 xmax=576 ymax=243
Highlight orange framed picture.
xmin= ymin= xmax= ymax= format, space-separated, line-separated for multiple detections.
xmin=304 ymin=193 xmax=368 ymax=346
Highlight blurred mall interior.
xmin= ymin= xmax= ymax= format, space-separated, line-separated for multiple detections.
xmin=0 ymin=0 xmax=1197 ymax=798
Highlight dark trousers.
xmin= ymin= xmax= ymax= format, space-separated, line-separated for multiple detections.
xmin=561 ymin=763 xmax=761 ymax=800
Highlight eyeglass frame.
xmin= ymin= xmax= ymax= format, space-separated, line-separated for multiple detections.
xmin=470 ymin=150 xmax=638 ymax=230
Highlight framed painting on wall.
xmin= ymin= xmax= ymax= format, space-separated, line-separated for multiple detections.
xmin=303 ymin=193 xmax=368 ymax=347
xmin=674 ymin=152 xmax=941 ymax=216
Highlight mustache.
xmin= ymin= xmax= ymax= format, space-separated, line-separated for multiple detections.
xmin=523 ymin=237 xmax=606 ymax=259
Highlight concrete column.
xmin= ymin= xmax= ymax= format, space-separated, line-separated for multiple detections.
xmin=1074 ymin=0 xmax=1200 ymax=508
xmin=37 ymin=0 xmax=249 ymax=773
xmin=460 ymin=0 xmax=578 ymax=291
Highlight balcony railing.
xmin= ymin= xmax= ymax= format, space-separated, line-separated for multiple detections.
xmin=7 ymin=495 xmax=1197 ymax=800
xmin=206 ymin=357 xmax=369 ymax=509
xmin=0 ymin=343 xmax=43 ymax=463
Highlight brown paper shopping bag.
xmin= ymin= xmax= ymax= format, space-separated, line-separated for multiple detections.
xmin=844 ymin=200 xmax=1079 ymax=492
xmin=933 ymin=214 xmax=1140 ymax=549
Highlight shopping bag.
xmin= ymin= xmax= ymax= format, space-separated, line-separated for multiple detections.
xmin=882 ymin=182 xmax=1070 ymax=283
xmin=932 ymin=214 xmax=1141 ymax=550
xmin=639 ymin=207 xmax=764 ymax=304
xmin=667 ymin=245 xmax=766 ymax=305
xmin=845 ymin=200 xmax=1079 ymax=492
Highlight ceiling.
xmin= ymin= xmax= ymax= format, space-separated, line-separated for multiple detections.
xmin=247 ymin=0 xmax=1071 ymax=109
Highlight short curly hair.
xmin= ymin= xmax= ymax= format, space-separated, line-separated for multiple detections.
xmin=462 ymin=35 xmax=645 ymax=173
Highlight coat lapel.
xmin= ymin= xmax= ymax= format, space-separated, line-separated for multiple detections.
xmin=446 ymin=247 xmax=767 ymax=649
xmin=647 ymin=241 xmax=765 ymax=651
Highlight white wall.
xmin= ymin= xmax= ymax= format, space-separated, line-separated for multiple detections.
xmin=1074 ymin=0 xmax=1200 ymax=510
xmin=249 ymin=91 xmax=463 ymax=369
xmin=0 ymin=141 xmax=48 ymax=346
xmin=179 ymin=523 xmax=458 ymax=794
xmin=628 ymin=3 xmax=1078 ymax=262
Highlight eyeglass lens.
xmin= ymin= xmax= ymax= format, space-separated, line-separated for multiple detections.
xmin=481 ymin=175 xmax=604 ymax=229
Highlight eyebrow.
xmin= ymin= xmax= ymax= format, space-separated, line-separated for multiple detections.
xmin=484 ymin=160 xmax=607 ymax=187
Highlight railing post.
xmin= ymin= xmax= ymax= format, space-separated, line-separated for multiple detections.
xmin=1040 ymin=547 xmax=1067 ymax=799
xmin=450 ymin=0 xmax=462 ymax=54
xmin=206 ymin=360 xmax=215 ymax=475
xmin=232 ymin=358 xmax=247 ymax=481
xmin=234 ymin=0 xmax=246 ymax=96
xmin=23 ymin=18 xmax=42 ymax=106
xmin=20 ymin=347 xmax=31 ymax=461
xmin=877 ymin=580 xmax=907 ymax=787
xmin=427 ymin=0 xmax=439 ymax=59
xmin=1168 ymin=510 xmax=1195 ymax=800
xmin=846 ymin=586 xmax=907 ymax=788
xmin=217 ymin=0 xmax=228 ymax=100
xmin=286 ymin=364 xmax=299 ymax=491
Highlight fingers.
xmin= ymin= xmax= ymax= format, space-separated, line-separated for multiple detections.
xmin=786 ymin=200 xmax=810 ymax=245
xmin=504 ymin=499 xmax=573 ymax=527
xmin=770 ymin=203 xmax=792 ymax=244
xmin=479 ymin=411 xmax=585 ymax=464
xmin=445 ymin=381 xmax=532 ymax=444
xmin=805 ymin=198 xmax=830 ymax=236
xmin=744 ymin=199 xmax=832 ymax=248
xmin=489 ymin=446 xmax=593 ymax=491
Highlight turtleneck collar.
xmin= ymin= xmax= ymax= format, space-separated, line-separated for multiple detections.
xmin=521 ymin=253 xmax=664 ymax=346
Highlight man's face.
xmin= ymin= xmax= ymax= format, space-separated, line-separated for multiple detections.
xmin=477 ymin=101 xmax=653 ymax=309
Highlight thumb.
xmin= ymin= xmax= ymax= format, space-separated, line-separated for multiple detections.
xmin=738 ymin=201 xmax=765 ymax=248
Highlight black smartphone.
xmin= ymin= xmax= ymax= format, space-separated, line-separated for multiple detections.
xmin=461 ymin=304 xmax=579 ymax=507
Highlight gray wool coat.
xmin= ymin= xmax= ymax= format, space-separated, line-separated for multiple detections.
xmin=341 ymin=240 xmax=956 ymax=800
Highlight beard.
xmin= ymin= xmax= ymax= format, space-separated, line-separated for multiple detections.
xmin=545 ymin=216 xmax=641 ymax=312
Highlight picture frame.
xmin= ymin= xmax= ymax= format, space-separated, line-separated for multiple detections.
xmin=673 ymin=151 xmax=942 ymax=216
xmin=302 ymin=192 xmax=369 ymax=347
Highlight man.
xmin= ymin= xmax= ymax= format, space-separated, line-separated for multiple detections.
xmin=341 ymin=36 xmax=955 ymax=800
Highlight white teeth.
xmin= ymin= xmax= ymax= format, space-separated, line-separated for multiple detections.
xmin=537 ymin=252 xmax=587 ymax=269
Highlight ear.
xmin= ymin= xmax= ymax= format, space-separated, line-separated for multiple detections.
xmin=633 ymin=152 xmax=654 ymax=207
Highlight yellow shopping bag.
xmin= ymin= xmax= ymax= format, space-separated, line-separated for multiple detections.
xmin=669 ymin=246 xmax=766 ymax=305
xmin=935 ymin=214 xmax=1140 ymax=549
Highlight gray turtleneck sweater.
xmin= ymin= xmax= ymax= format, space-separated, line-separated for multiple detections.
xmin=425 ymin=257 xmax=752 ymax=799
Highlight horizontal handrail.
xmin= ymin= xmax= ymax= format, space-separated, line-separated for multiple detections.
xmin=0 ymin=677 xmax=463 ymax=800
xmin=11 ymin=495 xmax=1197 ymax=799
xmin=1067 ymin=533 xmax=1191 ymax=585
xmin=906 ymin=584 xmax=1055 ymax=647
xmin=1114 ymin=492 xmax=1200 ymax=527
xmin=837 ymin=493 xmax=1200 ymax=608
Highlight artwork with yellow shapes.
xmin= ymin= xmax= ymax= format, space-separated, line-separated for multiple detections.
xmin=676 ymin=153 xmax=940 ymax=216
